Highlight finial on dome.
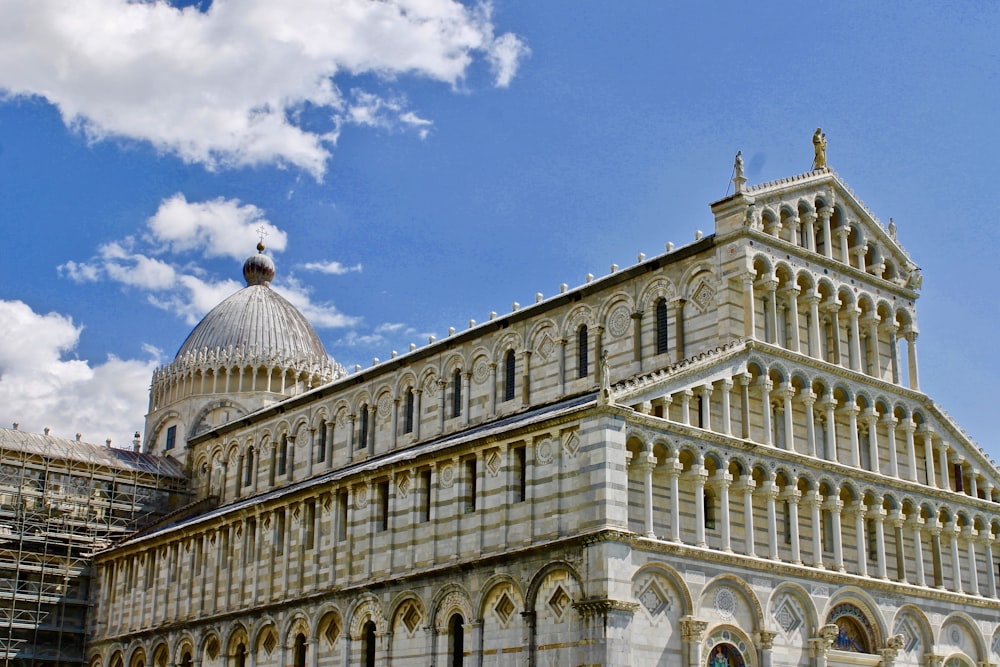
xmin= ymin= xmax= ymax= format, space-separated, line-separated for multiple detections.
xmin=243 ymin=239 xmax=275 ymax=286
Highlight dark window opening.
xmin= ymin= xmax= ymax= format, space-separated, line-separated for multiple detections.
xmin=577 ymin=326 xmax=589 ymax=378
xmin=504 ymin=350 xmax=516 ymax=402
xmin=512 ymin=446 xmax=526 ymax=503
xmin=464 ymin=458 xmax=477 ymax=513
xmin=404 ymin=389 xmax=415 ymax=434
xmin=377 ymin=480 xmax=390 ymax=532
xmin=358 ymin=407 xmax=369 ymax=449
xmin=452 ymin=369 xmax=462 ymax=418
xmin=449 ymin=613 xmax=464 ymax=667
xmin=363 ymin=621 xmax=377 ymax=667
xmin=656 ymin=298 xmax=669 ymax=354
xmin=165 ymin=425 xmax=177 ymax=451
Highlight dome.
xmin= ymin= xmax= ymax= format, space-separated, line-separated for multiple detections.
xmin=174 ymin=246 xmax=328 ymax=362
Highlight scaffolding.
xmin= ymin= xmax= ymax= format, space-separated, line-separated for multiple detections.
xmin=0 ymin=429 xmax=186 ymax=667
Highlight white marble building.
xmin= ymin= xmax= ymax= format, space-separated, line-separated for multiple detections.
xmin=86 ymin=140 xmax=1000 ymax=667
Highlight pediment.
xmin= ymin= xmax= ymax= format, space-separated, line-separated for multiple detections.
xmin=714 ymin=169 xmax=920 ymax=290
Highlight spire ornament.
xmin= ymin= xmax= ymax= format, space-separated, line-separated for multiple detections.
xmin=812 ymin=128 xmax=828 ymax=170
xmin=733 ymin=150 xmax=746 ymax=194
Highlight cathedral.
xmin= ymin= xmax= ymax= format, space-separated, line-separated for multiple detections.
xmin=4 ymin=137 xmax=999 ymax=667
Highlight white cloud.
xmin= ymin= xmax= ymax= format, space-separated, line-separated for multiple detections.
xmin=301 ymin=260 xmax=363 ymax=275
xmin=147 ymin=194 xmax=288 ymax=260
xmin=60 ymin=194 xmax=359 ymax=329
xmin=0 ymin=299 xmax=158 ymax=447
xmin=0 ymin=0 xmax=527 ymax=178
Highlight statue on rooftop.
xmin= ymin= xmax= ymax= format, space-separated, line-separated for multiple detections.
xmin=812 ymin=128 xmax=827 ymax=170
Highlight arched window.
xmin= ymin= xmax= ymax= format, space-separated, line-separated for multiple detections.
xmin=277 ymin=435 xmax=288 ymax=475
xmin=316 ymin=422 xmax=327 ymax=463
xmin=404 ymin=389 xmax=415 ymax=434
xmin=180 ymin=653 xmax=192 ymax=667
xmin=448 ymin=613 xmax=464 ymax=667
xmin=363 ymin=620 xmax=377 ymax=667
xmin=244 ymin=448 xmax=254 ymax=487
xmin=656 ymin=298 xmax=669 ymax=354
xmin=234 ymin=644 xmax=247 ymax=667
xmin=293 ymin=633 xmax=307 ymax=667
xmin=452 ymin=369 xmax=462 ymax=418
xmin=359 ymin=405 xmax=369 ymax=450
xmin=504 ymin=350 xmax=516 ymax=402
xmin=577 ymin=326 xmax=589 ymax=378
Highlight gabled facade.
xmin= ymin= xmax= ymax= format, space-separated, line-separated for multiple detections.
xmin=86 ymin=145 xmax=1000 ymax=667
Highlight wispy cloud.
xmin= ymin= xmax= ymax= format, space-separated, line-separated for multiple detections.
xmin=59 ymin=194 xmax=357 ymax=328
xmin=301 ymin=260 xmax=363 ymax=275
xmin=0 ymin=0 xmax=527 ymax=178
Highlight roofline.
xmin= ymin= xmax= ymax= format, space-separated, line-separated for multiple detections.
xmin=189 ymin=234 xmax=716 ymax=446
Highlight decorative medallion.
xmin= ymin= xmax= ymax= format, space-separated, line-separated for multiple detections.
xmin=494 ymin=593 xmax=516 ymax=625
xmin=536 ymin=332 xmax=555 ymax=361
xmin=473 ymin=359 xmax=491 ymax=384
xmin=401 ymin=602 xmax=422 ymax=634
xmin=322 ymin=615 xmax=341 ymax=647
xmin=548 ymin=586 xmax=571 ymax=619
xmin=950 ymin=627 xmax=962 ymax=645
xmin=355 ymin=485 xmax=368 ymax=509
xmin=486 ymin=449 xmax=502 ymax=477
xmin=439 ymin=463 xmax=455 ymax=488
xmin=377 ymin=395 xmax=393 ymax=420
xmin=396 ymin=471 xmax=410 ymax=498
xmin=714 ymin=587 xmax=737 ymax=620
xmin=608 ymin=306 xmax=631 ymax=338
xmin=535 ymin=438 xmax=554 ymax=465
xmin=992 ymin=633 xmax=1000 ymax=658
xmin=562 ymin=431 xmax=580 ymax=458
xmin=424 ymin=375 xmax=439 ymax=393
xmin=638 ymin=580 xmax=669 ymax=616
xmin=772 ymin=595 xmax=802 ymax=634
xmin=690 ymin=280 xmax=716 ymax=312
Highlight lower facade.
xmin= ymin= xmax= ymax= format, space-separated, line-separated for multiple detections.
xmin=86 ymin=533 xmax=998 ymax=667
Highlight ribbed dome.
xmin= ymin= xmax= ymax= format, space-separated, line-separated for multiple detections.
xmin=174 ymin=247 xmax=328 ymax=362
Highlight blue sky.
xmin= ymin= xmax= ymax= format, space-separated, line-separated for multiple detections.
xmin=0 ymin=1 xmax=997 ymax=459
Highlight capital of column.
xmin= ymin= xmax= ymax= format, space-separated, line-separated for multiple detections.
xmin=774 ymin=382 xmax=796 ymax=400
xmin=822 ymin=495 xmax=842 ymax=512
xmin=679 ymin=616 xmax=709 ymax=642
xmin=798 ymin=389 xmax=817 ymax=407
xmin=756 ymin=630 xmax=777 ymax=650
xmin=836 ymin=403 xmax=860 ymax=418
xmin=779 ymin=488 xmax=802 ymax=504
xmin=803 ymin=291 xmax=822 ymax=306
xmin=860 ymin=408 xmax=879 ymax=427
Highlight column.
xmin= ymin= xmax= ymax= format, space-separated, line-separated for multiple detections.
xmin=639 ymin=454 xmax=655 ymax=537
xmin=763 ymin=478 xmax=779 ymax=560
xmin=936 ymin=442 xmax=950 ymax=491
xmin=739 ymin=374 xmax=752 ymax=440
xmin=963 ymin=525 xmax=980 ymax=596
xmin=869 ymin=497 xmax=887 ymax=579
xmin=882 ymin=413 xmax=899 ymax=478
xmin=557 ymin=338 xmax=567 ymax=395
xmin=390 ymin=398 xmax=399 ymax=450
xmin=862 ymin=409 xmax=880 ymax=474
xmin=736 ymin=479 xmax=757 ymax=557
xmin=782 ymin=286 xmax=801 ymax=353
xmin=801 ymin=391 xmax=817 ymax=457
xmin=693 ymin=460 xmax=708 ymax=548
xmin=948 ymin=521 xmax=963 ymax=593
xmin=742 ymin=273 xmax=757 ymax=339
xmin=462 ymin=372 xmax=471 ymax=426
xmin=885 ymin=323 xmax=900 ymax=384
xmin=779 ymin=383 xmax=795 ymax=451
xmin=904 ymin=330 xmax=920 ymax=390
xmin=437 ymin=378 xmax=446 ymax=433
xmin=488 ymin=363 xmax=497 ymax=416
xmin=806 ymin=293 xmax=822 ymax=359
xmin=853 ymin=504 xmax=868 ymax=577
xmin=719 ymin=379 xmax=733 ymax=436
xmin=672 ymin=298 xmax=686 ymax=361
xmin=668 ymin=458 xmax=682 ymax=543
xmin=842 ymin=404 xmax=861 ymax=467
xmin=699 ymin=384 xmax=713 ymax=431
xmin=413 ymin=389 xmax=422 ymax=440
xmin=802 ymin=212 xmax=817 ymax=252
xmin=835 ymin=225 xmax=851 ymax=264
xmin=679 ymin=389 xmax=693 ymax=426
xmin=847 ymin=307 xmax=862 ymax=371
xmin=520 ymin=349 xmax=531 ymax=407
xmin=985 ymin=536 xmax=997 ymax=598
xmin=785 ymin=489 xmax=802 ymax=564
xmin=808 ymin=491 xmax=824 ymax=568
xmin=764 ymin=279 xmax=779 ymax=344
xmin=715 ymin=467 xmax=733 ymax=553
xmin=824 ymin=298 xmax=842 ymax=365
xmin=820 ymin=394 xmax=838 ymax=463
xmin=889 ymin=510 xmax=906 ymax=582
xmin=902 ymin=419 xmax=917 ymax=481
xmin=920 ymin=427 xmax=936 ymax=488
xmin=758 ymin=377 xmax=773 ymax=446
xmin=908 ymin=515 xmax=926 ymax=587
xmin=631 ymin=311 xmax=643 ymax=372
xmin=818 ymin=206 xmax=833 ymax=259
xmin=863 ymin=316 xmax=881 ymax=377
